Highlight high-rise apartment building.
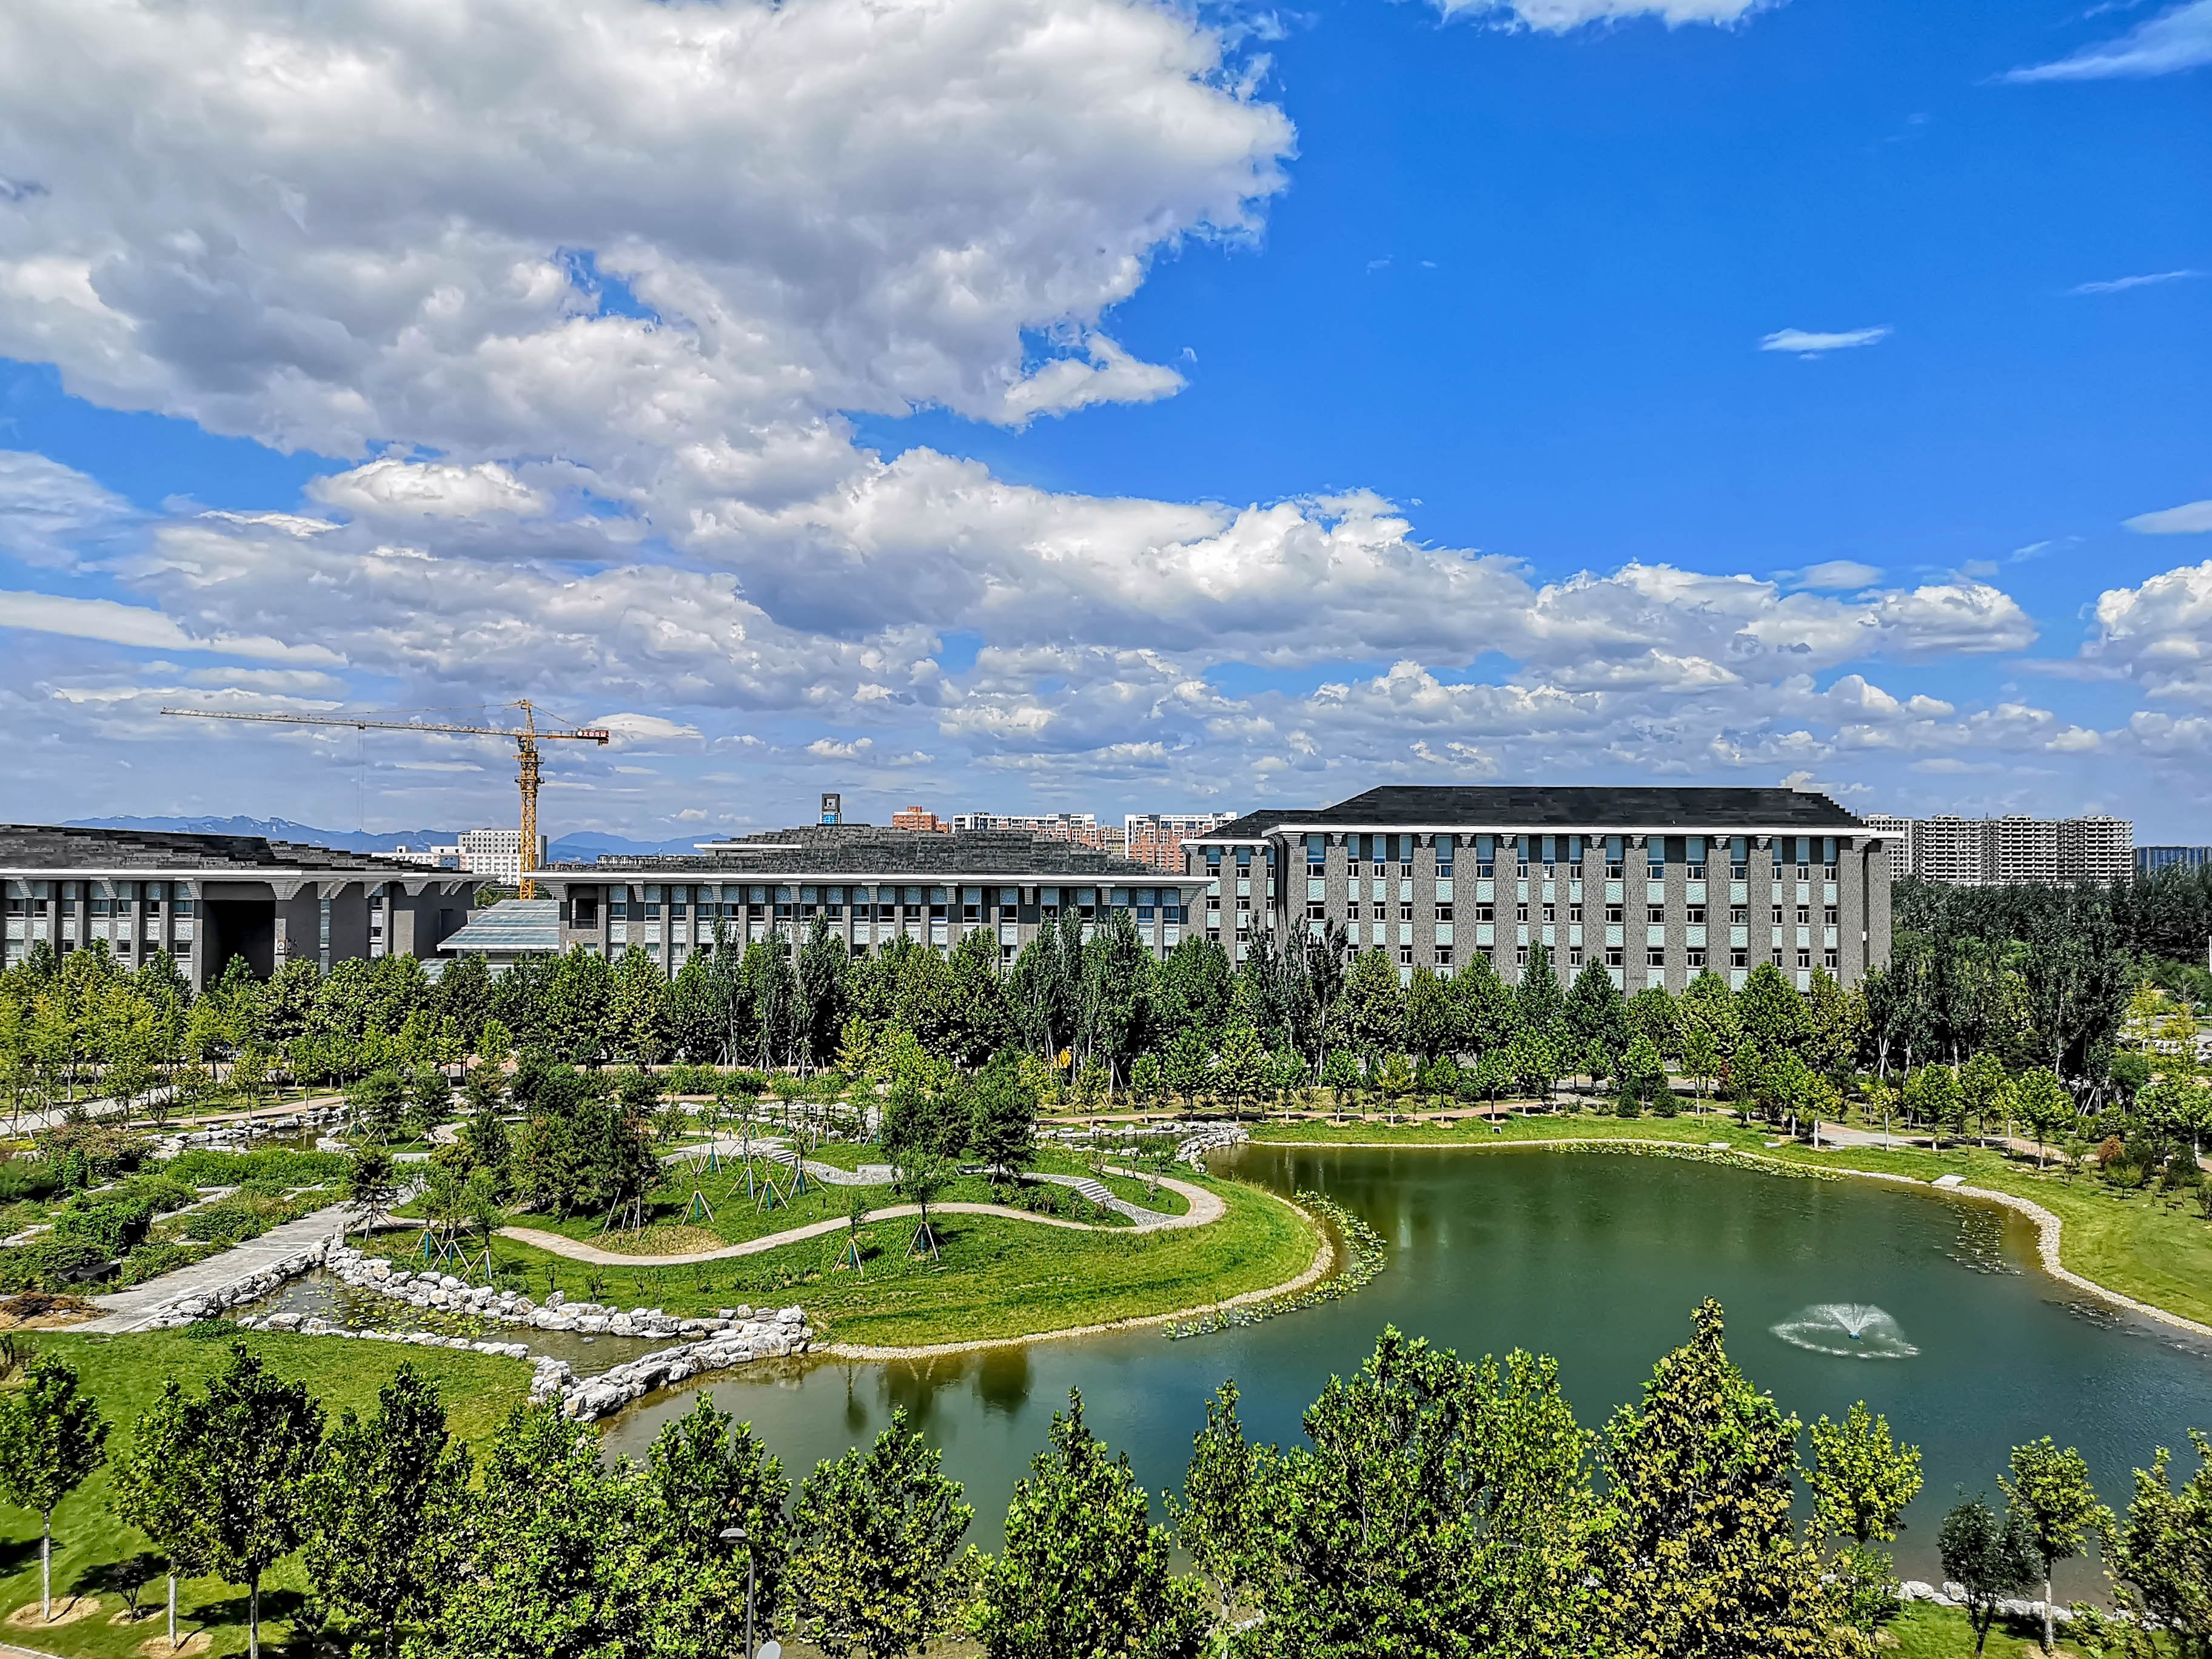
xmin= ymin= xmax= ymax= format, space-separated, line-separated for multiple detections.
xmin=1124 ymin=811 xmax=1238 ymax=871
xmin=1871 ymin=813 xmax=2133 ymax=885
xmin=456 ymin=828 xmax=548 ymax=886
xmin=891 ymin=806 xmax=949 ymax=833
xmin=950 ymin=810 xmax=1102 ymax=846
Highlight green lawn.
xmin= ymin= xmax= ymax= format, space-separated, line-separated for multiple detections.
xmin=0 ymin=1330 xmax=531 ymax=1659
xmin=371 ymin=1174 xmax=1318 ymax=1350
xmin=1888 ymin=1600 xmax=2098 ymax=1657
xmin=1245 ymin=1110 xmax=2212 ymax=1330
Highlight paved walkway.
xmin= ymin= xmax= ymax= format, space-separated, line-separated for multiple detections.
xmin=79 ymin=1201 xmax=355 ymax=1333
xmin=671 ymin=1139 xmax=1182 ymax=1225
xmin=501 ymin=1167 xmax=1222 ymax=1267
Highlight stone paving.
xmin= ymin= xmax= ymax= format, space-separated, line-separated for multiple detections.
xmin=79 ymin=1201 xmax=358 ymax=1333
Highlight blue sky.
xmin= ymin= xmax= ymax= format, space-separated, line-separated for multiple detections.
xmin=0 ymin=0 xmax=2207 ymax=839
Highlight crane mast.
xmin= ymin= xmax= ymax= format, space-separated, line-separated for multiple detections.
xmin=160 ymin=700 xmax=611 ymax=899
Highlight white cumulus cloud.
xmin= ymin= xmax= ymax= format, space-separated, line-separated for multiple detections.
xmin=309 ymin=460 xmax=548 ymax=520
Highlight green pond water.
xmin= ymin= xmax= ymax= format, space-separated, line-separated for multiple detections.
xmin=602 ymin=1144 xmax=2212 ymax=1586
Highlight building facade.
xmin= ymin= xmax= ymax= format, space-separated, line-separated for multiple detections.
xmin=1182 ymin=786 xmax=1888 ymax=993
xmin=1124 ymin=811 xmax=1238 ymax=871
xmin=529 ymin=823 xmax=1208 ymax=974
xmin=0 ymin=825 xmax=476 ymax=989
xmin=456 ymin=828 xmax=548 ymax=886
xmin=1868 ymin=812 xmax=2134 ymax=885
xmin=2138 ymin=845 xmax=2212 ymax=877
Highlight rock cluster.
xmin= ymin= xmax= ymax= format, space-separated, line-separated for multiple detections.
xmin=1897 ymin=1582 xmax=2074 ymax=1625
xmin=534 ymin=1305 xmax=814 ymax=1421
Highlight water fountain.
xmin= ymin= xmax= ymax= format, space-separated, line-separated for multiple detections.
xmin=1769 ymin=1302 xmax=1919 ymax=1358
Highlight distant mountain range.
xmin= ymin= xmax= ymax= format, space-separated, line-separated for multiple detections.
xmin=64 ymin=815 xmax=707 ymax=860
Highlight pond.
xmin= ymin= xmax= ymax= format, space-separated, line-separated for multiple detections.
xmin=602 ymin=1144 xmax=2212 ymax=1587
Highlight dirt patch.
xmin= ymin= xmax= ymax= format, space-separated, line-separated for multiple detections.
xmin=601 ymin=1224 xmax=723 ymax=1256
xmin=136 ymin=1629 xmax=211 ymax=1657
xmin=0 ymin=1292 xmax=99 ymax=1330
xmin=10 ymin=1595 xmax=105 ymax=1628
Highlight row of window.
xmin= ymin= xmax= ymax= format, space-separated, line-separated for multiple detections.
xmin=5 ymin=895 xmax=198 ymax=917
xmin=1360 ymin=944 xmax=1846 ymax=973
xmin=586 ymin=898 xmax=1189 ymax=928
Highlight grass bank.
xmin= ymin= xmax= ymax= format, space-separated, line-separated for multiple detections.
xmin=370 ymin=1173 xmax=1315 ymax=1352
xmin=1242 ymin=1109 xmax=2212 ymax=1332
xmin=0 ymin=1330 xmax=531 ymax=1659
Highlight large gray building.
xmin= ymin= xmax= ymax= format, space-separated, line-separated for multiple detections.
xmin=529 ymin=823 xmax=1210 ymax=970
xmin=1184 ymin=785 xmax=1888 ymax=993
xmin=0 ymin=825 xmax=477 ymax=989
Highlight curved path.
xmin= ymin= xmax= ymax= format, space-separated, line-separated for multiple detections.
xmin=500 ymin=1166 xmax=1223 ymax=1268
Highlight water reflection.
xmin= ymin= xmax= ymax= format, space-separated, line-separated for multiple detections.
xmin=603 ymin=1144 xmax=2212 ymax=1587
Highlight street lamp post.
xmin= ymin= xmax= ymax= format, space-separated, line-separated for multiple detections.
xmin=717 ymin=1526 xmax=763 ymax=1659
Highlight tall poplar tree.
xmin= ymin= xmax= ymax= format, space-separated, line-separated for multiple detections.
xmin=0 ymin=1355 xmax=109 ymax=1620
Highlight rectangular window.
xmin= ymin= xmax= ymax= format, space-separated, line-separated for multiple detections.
xmin=1398 ymin=903 xmax=1413 ymax=922
xmin=1771 ymin=905 xmax=1784 ymax=925
xmin=1646 ymin=947 xmax=1666 ymax=968
xmin=1687 ymin=948 xmax=1706 ymax=968
xmin=1515 ymin=945 xmax=1529 ymax=966
xmin=91 ymin=897 xmax=110 ymax=916
xmin=1686 ymin=863 xmax=1705 ymax=881
xmin=1398 ymin=946 xmax=1413 ymax=965
xmin=610 ymin=897 xmax=629 ymax=920
xmin=1823 ymin=906 xmax=1838 ymax=926
xmin=1823 ymin=949 xmax=1839 ymax=970
xmin=1686 ymin=905 xmax=1706 ymax=925
xmin=1568 ymin=903 xmax=1583 ymax=923
xmin=1346 ymin=860 xmax=1362 ymax=879
xmin=1436 ymin=857 xmax=1453 ymax=879
xmin=643 ymin=900 xmax=662 ymax=919
xmin=1823 ymin=865 xmax=1838 ymax=881
xmin=1606 ymin=946 xmax=1624 ymax=967
xmin=1515 ymin=903 xmax=1529 ymax=922
xmin=1476 ymin=862 xmax=1496 ymax=879
xmin=1436 ymin=948 xmax=1453 ymax=967
xmin=173 ymin=897 xmax=193 ymax=917
xmin=963 ymin=903 xmax=980 ymax=923
xmin=1796 ymin=948 xmax=1812 ymax=968
xmin=1307 ymin=901 xmax=1326 ymax=921
xmin=1435 ymin=904 xmax=1454 ymax=922
xmin=1606 ymin=861 xmax=1623 ymax=879
xmin=574 ymin=891 xmax=600 ymax=926
xmin=1647 ymin=905 xmax=1664 ymax=925
xmin=1731 ymin=948 xmax=1749 ymax=968
xmin=1476 ymin=903 xmax=1495 ymax=922
xmin=1569 ymin=947 xmax=1584 ymax=966
xmin=1541 ymin=903 xmax=1555 ymax=923
xmin=1606 ymin=904 xmax=1623 ymax=924
xmin=1729 ymin=905 xmax=1747 ymax=924
xmin=1795 ymin=905 xmax=1811 ymax=925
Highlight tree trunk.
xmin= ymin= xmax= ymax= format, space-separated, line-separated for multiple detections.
xmin=249 ymin=1575 xmax=260 ymax=1659
xmin=40 ymin=1515 xmax=50 ymax=1619
xmin=168 ymin=1573 xmax=178 ymax=1650
xmin=2043 ymin=1572 xmax=2054 ymax=1655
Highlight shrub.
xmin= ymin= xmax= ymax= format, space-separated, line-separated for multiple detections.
xmin=164 ymin=1148 xmax=349 ymax=1187
xmin=0 ymin=1161 xmax=61 ymax=1205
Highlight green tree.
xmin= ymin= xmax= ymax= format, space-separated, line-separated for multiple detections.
xmin=403 ymin=1061 xmax=452 ymax=1141
xmin=428 ymin=1403 xmax=640 ymax=1659
xmin=1214 ymin=1020 xmax=1268 ymax=1114
xmin=349 ymin=1067 xmax=405 ymax=1142
xmin=1228 ymin=1329 xmax=1600 ymax=1659
xmin=1337 ymin=948 xmax=1406 ymax=1056
xmin=968 ymin=1051 xmax=1039 ymax=1189
xmin=1681 ymin=1025 xmax=1720 ymax=1101
xmin=1595 ymin=1300 xmax=1831 ymax=1658
xmin=1738 ymin=963 xmax=1805 ymax=1059
xmin=789 ymin=1407 xmax=972 ymax=1659
xmin=2002 ymin=1437 xmax=2113 ymax=1654
xmin=1624 ymin=984 xmax=1680 ymax=1059
xmin=1809 ymin=1403 xmax=1923 ymax=1638
xmin=1564 ymin=961 xmax=1629 ymax=1061
xmin=1452 ymin=955 xmax=1519 ymax=1056
xmin=608 ymin=946 xmax=669 ymax=1066
xmin=1618 ymin=1033 xmax=1667 ymax=1113
xmin=112 ymin=1379 xmax=210 ymax=1651
xmin=2011 ymin=1068 xmax=2073 ymax=1168
xmin=344 ymin=1146 xmax=401 ymax=1238
xmin=1167 ymin=1382 xmax=1265 ymax=1627
xmin=977 ymin=1389 xmax=1207 ymax=1659
xmin=193 ymin=1345 xmax=326 ymax=1659
xmin=1515 ymin=944 xmax=1563 ymax=1032
xmin=1959 ymin=1051 xmax=2011 ymax=1145
xmin=0 ymin=1355 xmax=110 ymax=1619
xmin=2102 ymin=1431 xmax=2212 ymax=1655
xmin=305 ymin=1364 xmax=471 ymax=1658
xmin=637 ymin=1395 xmax=792 ymax=1659
xmin=797 ymin=915 xmax=852 ymax=1071
xmin=1404 ymin=967 xmax=1456 ymax=1062
xmin=1938 ymin=1498 xmax=2037 ymax=1657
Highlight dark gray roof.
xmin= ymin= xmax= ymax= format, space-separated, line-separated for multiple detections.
xmin=0 ymin=823 xmax=438 ymax=873
xmin=1195 ymin=809 xmax=1304 ymax=841
xmin=1191 ymin=786 xmax=1864 ymax=834
xmin=541 ymin=824 xmax=1178 ymax=881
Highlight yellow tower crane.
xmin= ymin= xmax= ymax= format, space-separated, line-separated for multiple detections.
xmin=159 ymin=701 xmax=611 ymax=898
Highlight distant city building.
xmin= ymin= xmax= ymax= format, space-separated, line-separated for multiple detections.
xmin=950 ymin=810 xmax=1102 ymax=846
xmin=1868 ymin=812 xmax=2133 ymax=885
xmin=1125 ymin=811 xmax=1239 ymax=871
xmin=2137 ymin=845 xmax=2212 ymax=877
xmin=456 ymin=828 xmax=548 ymax=886
xmin=390 ymin=842 xmax=464 ymax=870
xmin=1 ymin=824 xmax=474 ymax=988
xmin=891 ymin=806 xmax=950 ymax=833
